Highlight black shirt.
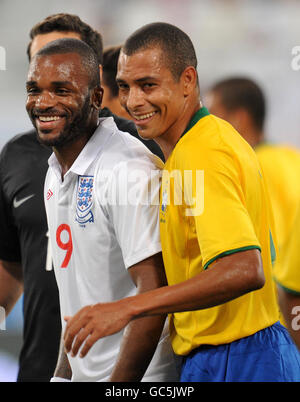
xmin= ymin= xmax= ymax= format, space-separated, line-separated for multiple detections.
xmin=0 ymin=109 xmax=163 ymax=382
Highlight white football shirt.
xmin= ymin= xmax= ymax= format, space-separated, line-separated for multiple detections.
xmin=44 ymin=117 xmax=178 ymax=382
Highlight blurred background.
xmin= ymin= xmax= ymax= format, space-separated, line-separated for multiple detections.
xmin=0 ymin=0 xmax=299 ymax=381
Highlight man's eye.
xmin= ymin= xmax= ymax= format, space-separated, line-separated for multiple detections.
xmin=117 ymin=83 xmax=129 ymax=90
xmin=27 ymin=87 xmax=39 ymax=94
xmin=143 ymin=83 xmax=155 ymax=89
xmin=55 ymin=88 xmax=69 ymax=95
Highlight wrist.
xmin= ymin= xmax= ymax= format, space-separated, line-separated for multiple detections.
xmin=125 ymin=292 xmax=148 ymax=320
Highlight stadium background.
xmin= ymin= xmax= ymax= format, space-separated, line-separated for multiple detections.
xmin=0 ymin=0 xmax=299 ymax=381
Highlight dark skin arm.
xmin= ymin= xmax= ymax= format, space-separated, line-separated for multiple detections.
xmin=277 ymin=285 xmax=300 ymax=350
xmin=64 ymin=253 xmax=168 ymax=382
xmin=0 ymin=260 xmax=23 ymax=315
xmin=53 ymin=333 xmax=72 ymax=380
xmin=64 ymin=248 xmax=265 ymax=359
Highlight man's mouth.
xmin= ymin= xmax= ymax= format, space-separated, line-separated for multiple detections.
xmin=38 ymin=115 xmax=62 ymax=122
xmin=132 ymin=111 xmax=157 ymax=124
xmin=34 ymin=114 xmax=66 ymax=132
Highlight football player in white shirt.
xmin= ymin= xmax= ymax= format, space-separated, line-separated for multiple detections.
xmin=25 ymin=38 xmax=178 ymax=382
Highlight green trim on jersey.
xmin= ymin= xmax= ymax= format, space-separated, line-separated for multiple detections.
xmin=274 ymin=279 xmax=300 ymax=296
xmin=269 ymin=230 xmax=276 ymax=265
xmin=182 ymin=107 xmax=210 ymax=137
xmin=203 ymin=245 xmax=262 ymax=270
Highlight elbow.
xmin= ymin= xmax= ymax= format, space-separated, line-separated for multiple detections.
xmin=251 ymin=265 xmax=265 ymax=290
xmin=233 ymin=249 xmax=265 ymax=294
xmin=246 ymin=252 xmax=265 ymax=291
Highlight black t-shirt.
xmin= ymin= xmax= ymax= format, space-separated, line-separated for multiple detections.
xmin=0 ymin=109 xmax=162 ymax=382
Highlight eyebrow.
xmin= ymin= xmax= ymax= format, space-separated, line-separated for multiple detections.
xmin=26 ymin=80 xmax=73 ymax=87
xmin=51 ymin=81 xmax=73 ymax=87
xmin=116 ymin=76 xmax=157 ymax=84
xmin=26 ymin=80 xmax=37 ymax=87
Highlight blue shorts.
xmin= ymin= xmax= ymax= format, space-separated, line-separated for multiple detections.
xmin=180 ymin=322 xmax=300 ymax=382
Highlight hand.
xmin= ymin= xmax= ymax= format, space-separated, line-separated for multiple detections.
xmin=63 ymin=300 xmax=133 ymax=358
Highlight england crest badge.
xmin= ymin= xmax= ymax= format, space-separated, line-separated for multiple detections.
xmin=76 ymin=176 xmax=94 ymax=225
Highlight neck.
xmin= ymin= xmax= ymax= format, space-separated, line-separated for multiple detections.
xmin=54 ymin=122 xmax=98 ymax=179
xmin=156 ymin=99 xmax=202 ymax=160
xmin=242 ymin=127 xmax=264 ymax=149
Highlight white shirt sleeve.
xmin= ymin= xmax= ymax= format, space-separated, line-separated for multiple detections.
xmin=97 ymin=158 xmax=162 ymax=269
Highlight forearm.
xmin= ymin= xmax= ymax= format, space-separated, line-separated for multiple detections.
xmin=0 ymin=260 xmax=23 ymax=315
xmin=110 ymin=315 xmax=166 ymax=381
xmin=53 ymin=333 xmax=72 ymax=380
xmin=127 ymin=250 xmax=264 ymax=319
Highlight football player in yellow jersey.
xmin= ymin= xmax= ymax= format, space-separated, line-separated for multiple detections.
xmin=62 ymin=23 xmax=300 ymax=381
xmin=206 ymin=77 xmax=300 ymax=260
xmin=274 ymin=203 xmax=300 ymax=349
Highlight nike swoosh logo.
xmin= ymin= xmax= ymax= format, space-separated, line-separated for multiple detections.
xmin=13 ymin=194 xmax=35 ymax=208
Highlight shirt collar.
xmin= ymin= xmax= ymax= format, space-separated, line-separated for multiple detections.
xmin=48 ymin=116 xmax=116 ymax=179
xmin=181 ymin=106 xmax=210 ymax=138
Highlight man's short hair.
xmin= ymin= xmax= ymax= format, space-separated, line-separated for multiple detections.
xmin=27 ymin=13 xmax=103 ymax=65
xmin=122 ymin=22 xmax=198 ymax=81
xmin=211 ymin=77 xmax=266 ymax=131
xmin=103 ymin=45 xmax=122 ymax=98
xmin=33 ymin=38 xmax=100 ymax=89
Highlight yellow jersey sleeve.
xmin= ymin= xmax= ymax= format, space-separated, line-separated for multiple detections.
xmin=274 ymin=203 xmax=300 ymax=295
xmin=178 ymin=142 xmax=261 ymax=269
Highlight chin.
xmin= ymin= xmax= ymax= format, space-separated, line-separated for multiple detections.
xmin=37 ymin=130 xmax=64 ymax=147
xmin=137 ymin=130 xmax=159 ymax=142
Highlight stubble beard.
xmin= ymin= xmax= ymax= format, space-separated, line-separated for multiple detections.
xmin=35 ymin=96 xmax=92 ymax=148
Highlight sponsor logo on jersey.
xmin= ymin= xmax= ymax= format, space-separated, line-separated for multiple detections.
xmin=47 ymin=189 xmax=53 ymax=200
xmin=76 ymin=176 xmax=94 ymax=225
xmin=13 ymin=194 xmax=35 ymax=208
xmin=160 ymin=186 xmax=168 ymax=223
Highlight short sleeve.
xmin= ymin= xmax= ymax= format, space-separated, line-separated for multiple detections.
xmin=180 ymin=145 xmax=261 ymax=269
xmin=0 ymin=150 xmax=21 ymax=262
xmin=98 ymin=158 xmax=162 ymax=269
xmin=273 ymin=204 xmax=300 ymax=294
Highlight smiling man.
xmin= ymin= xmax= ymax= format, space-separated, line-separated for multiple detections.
xmin=27 ymin=50 xmax=101 ymax=153
xmin=64 ymin=23 xmax=300 ymax=382
xmin=26 ymin=37 xmax=178 ymax=382
xmin=0 ymin=13 xmax=168 ymax=383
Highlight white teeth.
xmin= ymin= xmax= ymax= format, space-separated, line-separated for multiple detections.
xmin=39 ymin=116 xmax=61 ymax=122
xmin=135 ymin=112 xmax=156 ymax=121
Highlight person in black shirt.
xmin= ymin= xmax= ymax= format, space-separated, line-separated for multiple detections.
xmin=0 ymin=13 xmax=163 ymax=382
xmin=102 ymin=45 xmax=132 ymax=120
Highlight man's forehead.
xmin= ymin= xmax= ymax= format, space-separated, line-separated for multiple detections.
xmin=28 ymin=52 xmax=83 ymax=79
xmin=117 ymin=47 xmax=166 ymax=79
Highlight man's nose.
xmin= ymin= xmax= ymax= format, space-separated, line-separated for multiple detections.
xmin=126 ymin=87 xmax=145 ymax=111
xmin=35 ymin=91 xmax=56 ymax=109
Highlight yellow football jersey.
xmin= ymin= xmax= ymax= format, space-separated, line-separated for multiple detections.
xmin=273 ymin=203 xmax=300 ymax=295
xmin=255 ymin=143 xmax=300 ymax=255
xmin=160 ymin=109 xmax=279 ymax=355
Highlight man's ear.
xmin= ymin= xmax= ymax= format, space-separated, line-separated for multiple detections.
xmin=91 ymin=86 xmax=103 ymax=110
xmin=99 ymin=64 xmax=103 ymax=82
xmin=181 ymin=66 xmax=198 ymax=97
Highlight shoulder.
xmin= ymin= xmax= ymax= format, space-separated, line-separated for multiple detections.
xmin=256 ymin=143 xmax=300 ymax=162
xmin=100 ymin=108 xmax=164 ymax=160
xmin=0 ymin=129 xmax=49 ymax=160
xmin=100 ymin=107 xmax=137 ymax=136
xmin=172 ymin=115 xmax=249 ymax=170
xmin=98 ymin=118 xmax=163 ymax=172
xmin=0 ymin=129 xmax=51 ymax=183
